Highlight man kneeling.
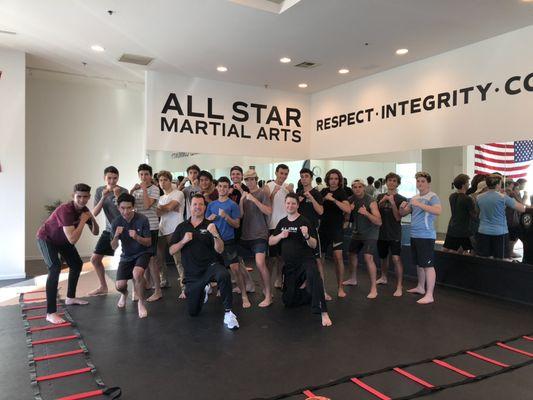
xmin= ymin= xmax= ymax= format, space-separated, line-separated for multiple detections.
xmin=111 ymin=193 xmax=152 ymax=318
xmin=169 ymin=194 xmax=239 ymax=330
xmin=269 ymin=193 xmax=332 ymax=327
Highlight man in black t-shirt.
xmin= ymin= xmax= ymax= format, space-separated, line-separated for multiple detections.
xmin=319 ymin=169 xmax=351 ymax=298
xmin=376 ymin=173 xmax=407 ymax=297
xmin=297 ymin=168 xmax=332 ymax=301
xmin=269 ymin=193 xmax=332 ymax=327
xmin=169 ymin=194 xmax=239 ymax=330
xmin=443 ymin=174 xmax=475 ymax=254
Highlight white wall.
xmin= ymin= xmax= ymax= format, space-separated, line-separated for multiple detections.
xmin=0 ymin=48 xmax=25 ymax=279
xmin=310 ymin=26 xmax=533 ymax=159
xmin=26 ymin=70 xmax=145 ymax=259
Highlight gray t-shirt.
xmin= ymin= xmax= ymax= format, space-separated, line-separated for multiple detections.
xmin=94 ymin=185 xmax=128 ymax=232
xmin=182 ymin=185 xmax=201 ymax=220
xmin=133 ymin=185 xmax=160 ymax=231
xmin=241 ymin=189 xmax=271 ymax=241
xmin=349 ymin=193 xmax=380 ymax=240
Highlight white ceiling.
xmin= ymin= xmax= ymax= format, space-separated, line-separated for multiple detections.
xmin=1 ymin=0 xmax=532 ymax=92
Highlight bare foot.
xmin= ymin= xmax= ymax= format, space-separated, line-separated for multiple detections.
xmin=138 ymin=301 xmax=148 ymax=318
xmin=274 ymin=280 xmax=282 ymax=289
xmin=417 ymin=296 xmax=434 ymax=304
xmin=147 ymin=292 xmax=162 ymax=302
xmin=376 ymin=277 xmax=388 ymax=285
xmin=88 ymin=287 xmax=108 ymax=296
xmin=178 ymin=291 xmax=187 ymax=300
xmin=342 ymin=278 xmax=358 ymax=286
xmin=338 ymin=288 xmax=347 ymax=298
xmin=65 ymin=297 xmax=89 ymax=306
xmin=324 ymin=292 xmax=332 ymax=301
xmin=46 ymin=313 xmax=66 ymax=325
xmin=232 ymin=287 xmax=241 ymax=294
xmin=258 ymin=298 xmax=273 ymax=307
xmin=117 ymin=293 xmax=127 ymax=308
xmin=321 ymin=312 xmax=333 ymax=327
xmin=242 ymin=297 xmax=251 ymax=309
xmin=407 ymin=287 xmax=425 ymax=295
xmin=367 ymin=290 xmax=378 ymax=299
xmin=393 ymin=288 xmax=403 ymax=297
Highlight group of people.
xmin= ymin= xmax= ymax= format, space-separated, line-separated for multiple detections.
xmin=36 ymin=161 xmax=531 ymax=330
xmin=442 ymin=173 xmax=530 ymax=260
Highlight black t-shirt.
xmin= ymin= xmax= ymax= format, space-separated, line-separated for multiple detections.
xmin=377 ymin=193 xmax=407 ymax=241
xmin=447 ymin=192 xmax=475 ymax=238
xmin=296 ymin=187 xmax=324 ymax=229
xmin=273 ymin=215 xmax=316 ymax=264
xmin=170 ymin=219 xmax=219 ymax=275
xmin=319 ymin=187 xmax=348 ymax=232
xmin=228 ymin=183 xmax=249 ymax=204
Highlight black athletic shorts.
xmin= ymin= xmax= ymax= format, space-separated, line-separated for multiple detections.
xmin=349 ymin=239 xmax=377 ymax=255
xmin=410 ymin=238 xmax=435 ymax=268
xmin=239 ymin=239 xmax=268 ymax=258
xmin=117 ymin=253 xmax=151 ymax=280
xmin=149 ymin=230 xmax=159 ymax=255
xmin=319 ymin=227 xmax=344 ymax=252
xmin=377 ymin=240 xmax=402 ymax=258
xmin=268 ymin=229 xmax=281 ymax=257
xmin=443 ymin=235 xmax=473 ymax=251
xmin=222 ymin=240 xmax=239 ymax=267
xmin=93 ymin=230 xmax=115 ymax=256
xmin=476 ymin=233 xmax=507 ymax=259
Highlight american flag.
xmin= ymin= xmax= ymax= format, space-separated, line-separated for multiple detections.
xmin=474 ymin=141 xmax=533 ymax=179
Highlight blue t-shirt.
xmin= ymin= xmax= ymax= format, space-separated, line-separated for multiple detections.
xmin=477 ymin=190 xmax=516 ymax=235
xmin=205 ymin=199 xmax=241 ymax=241
xmin=111 ymin=213 xmax=151 ymax=261
xmin=410 ymin=192 xmax=440 ymax=239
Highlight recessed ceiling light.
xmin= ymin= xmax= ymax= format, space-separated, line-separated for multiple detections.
xmin=338 ymin=68 xmax=350 ymax=74
xmin=298 ymin=83 xmax=308 ymax=88
xmin=395 ymin=48 xmax=409 ymax=55
xmin=280 ymin=57 xmax=291 ymax=63
xmin=91 ymin=45 xmax=105 ymax=52
xmin=217 ymin=66 xmax=228 ymax=72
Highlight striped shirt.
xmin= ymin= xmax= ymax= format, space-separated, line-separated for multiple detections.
xmin=133 ymin=185 xmax=160 ymax=230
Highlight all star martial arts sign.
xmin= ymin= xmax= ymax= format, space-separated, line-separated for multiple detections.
xmin=146 ymin=71 xmax=309 ymax=159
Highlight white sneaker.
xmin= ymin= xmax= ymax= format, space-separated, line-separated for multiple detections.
xmin=204 ymin=284 xmax=210 ymax=304
xmin=224 ymin=311 xmax=239 ymax=330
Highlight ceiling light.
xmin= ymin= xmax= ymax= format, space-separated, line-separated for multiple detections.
xmin=217 ymin=66 xmax=228 ymax=72
xmin=280 ymin=57 xmax=291 ymax=63
xmin=338 ymin=68 xmax=350 ymax=74
xmin=395 ymin=48 xmax=409 ymax=55
xmin=298 ymin=83 xmax=308 ymax=88
xmin=91 ymin=45 xmax=105 ymax=52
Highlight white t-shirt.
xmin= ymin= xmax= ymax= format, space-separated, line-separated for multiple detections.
xmin=267 ymin=181 xmax=289 ymax=229
xmin=158 ymin=189 xmax=185 ymax=236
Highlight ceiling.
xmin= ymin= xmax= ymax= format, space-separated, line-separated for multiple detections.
xmin=1 ymin=0 xmax=532 ymax=92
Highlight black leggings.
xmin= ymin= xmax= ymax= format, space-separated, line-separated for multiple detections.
xmin=37 ymin=239 xmax=83 ymax=314
xmin=282 ymin=258 xmax=327 ymax=314
xmin=185 ymin=262 xmax=233 ymax=316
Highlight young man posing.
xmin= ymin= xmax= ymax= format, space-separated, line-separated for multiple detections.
xmin=131 ymin=164 xmax=161 ymax=300
xmin=376 ymin=172 xmax=407 ymax=297
xmin=319 ymin=169 xmax=351 ymax=297
xmin=400 ymin=172 xmax=442 ymax=304
xmin=206 ymin=177 xmax=250 ymax=308
xmin=89 ymin=166 xmax=128 ymax=296
xmin=179 ymin=164 xmax=201 ymax=220
xmin=199 ymin=170 xmax=218 ymax=204
xmin=37 ymin=184 xmax=99 ymax=324
xmin=169 ymin=194 xmax=239 ymax=330
xmin=266 ymin=164 xmax=292 ymax=289
xmin=239 ymin=169 xmax=273 ymax=307
xmin=156 ymin=170 xmax=186 ymax=298
xmin=343 ymin=180 xmax=382 ymax=299
xmin=111 ymin=193 xmax=152 ymax=318
xmin=269 ymin=193 xmax=332 ymax=327
xmin=297 ymin=168 xmax=331 ymax=301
